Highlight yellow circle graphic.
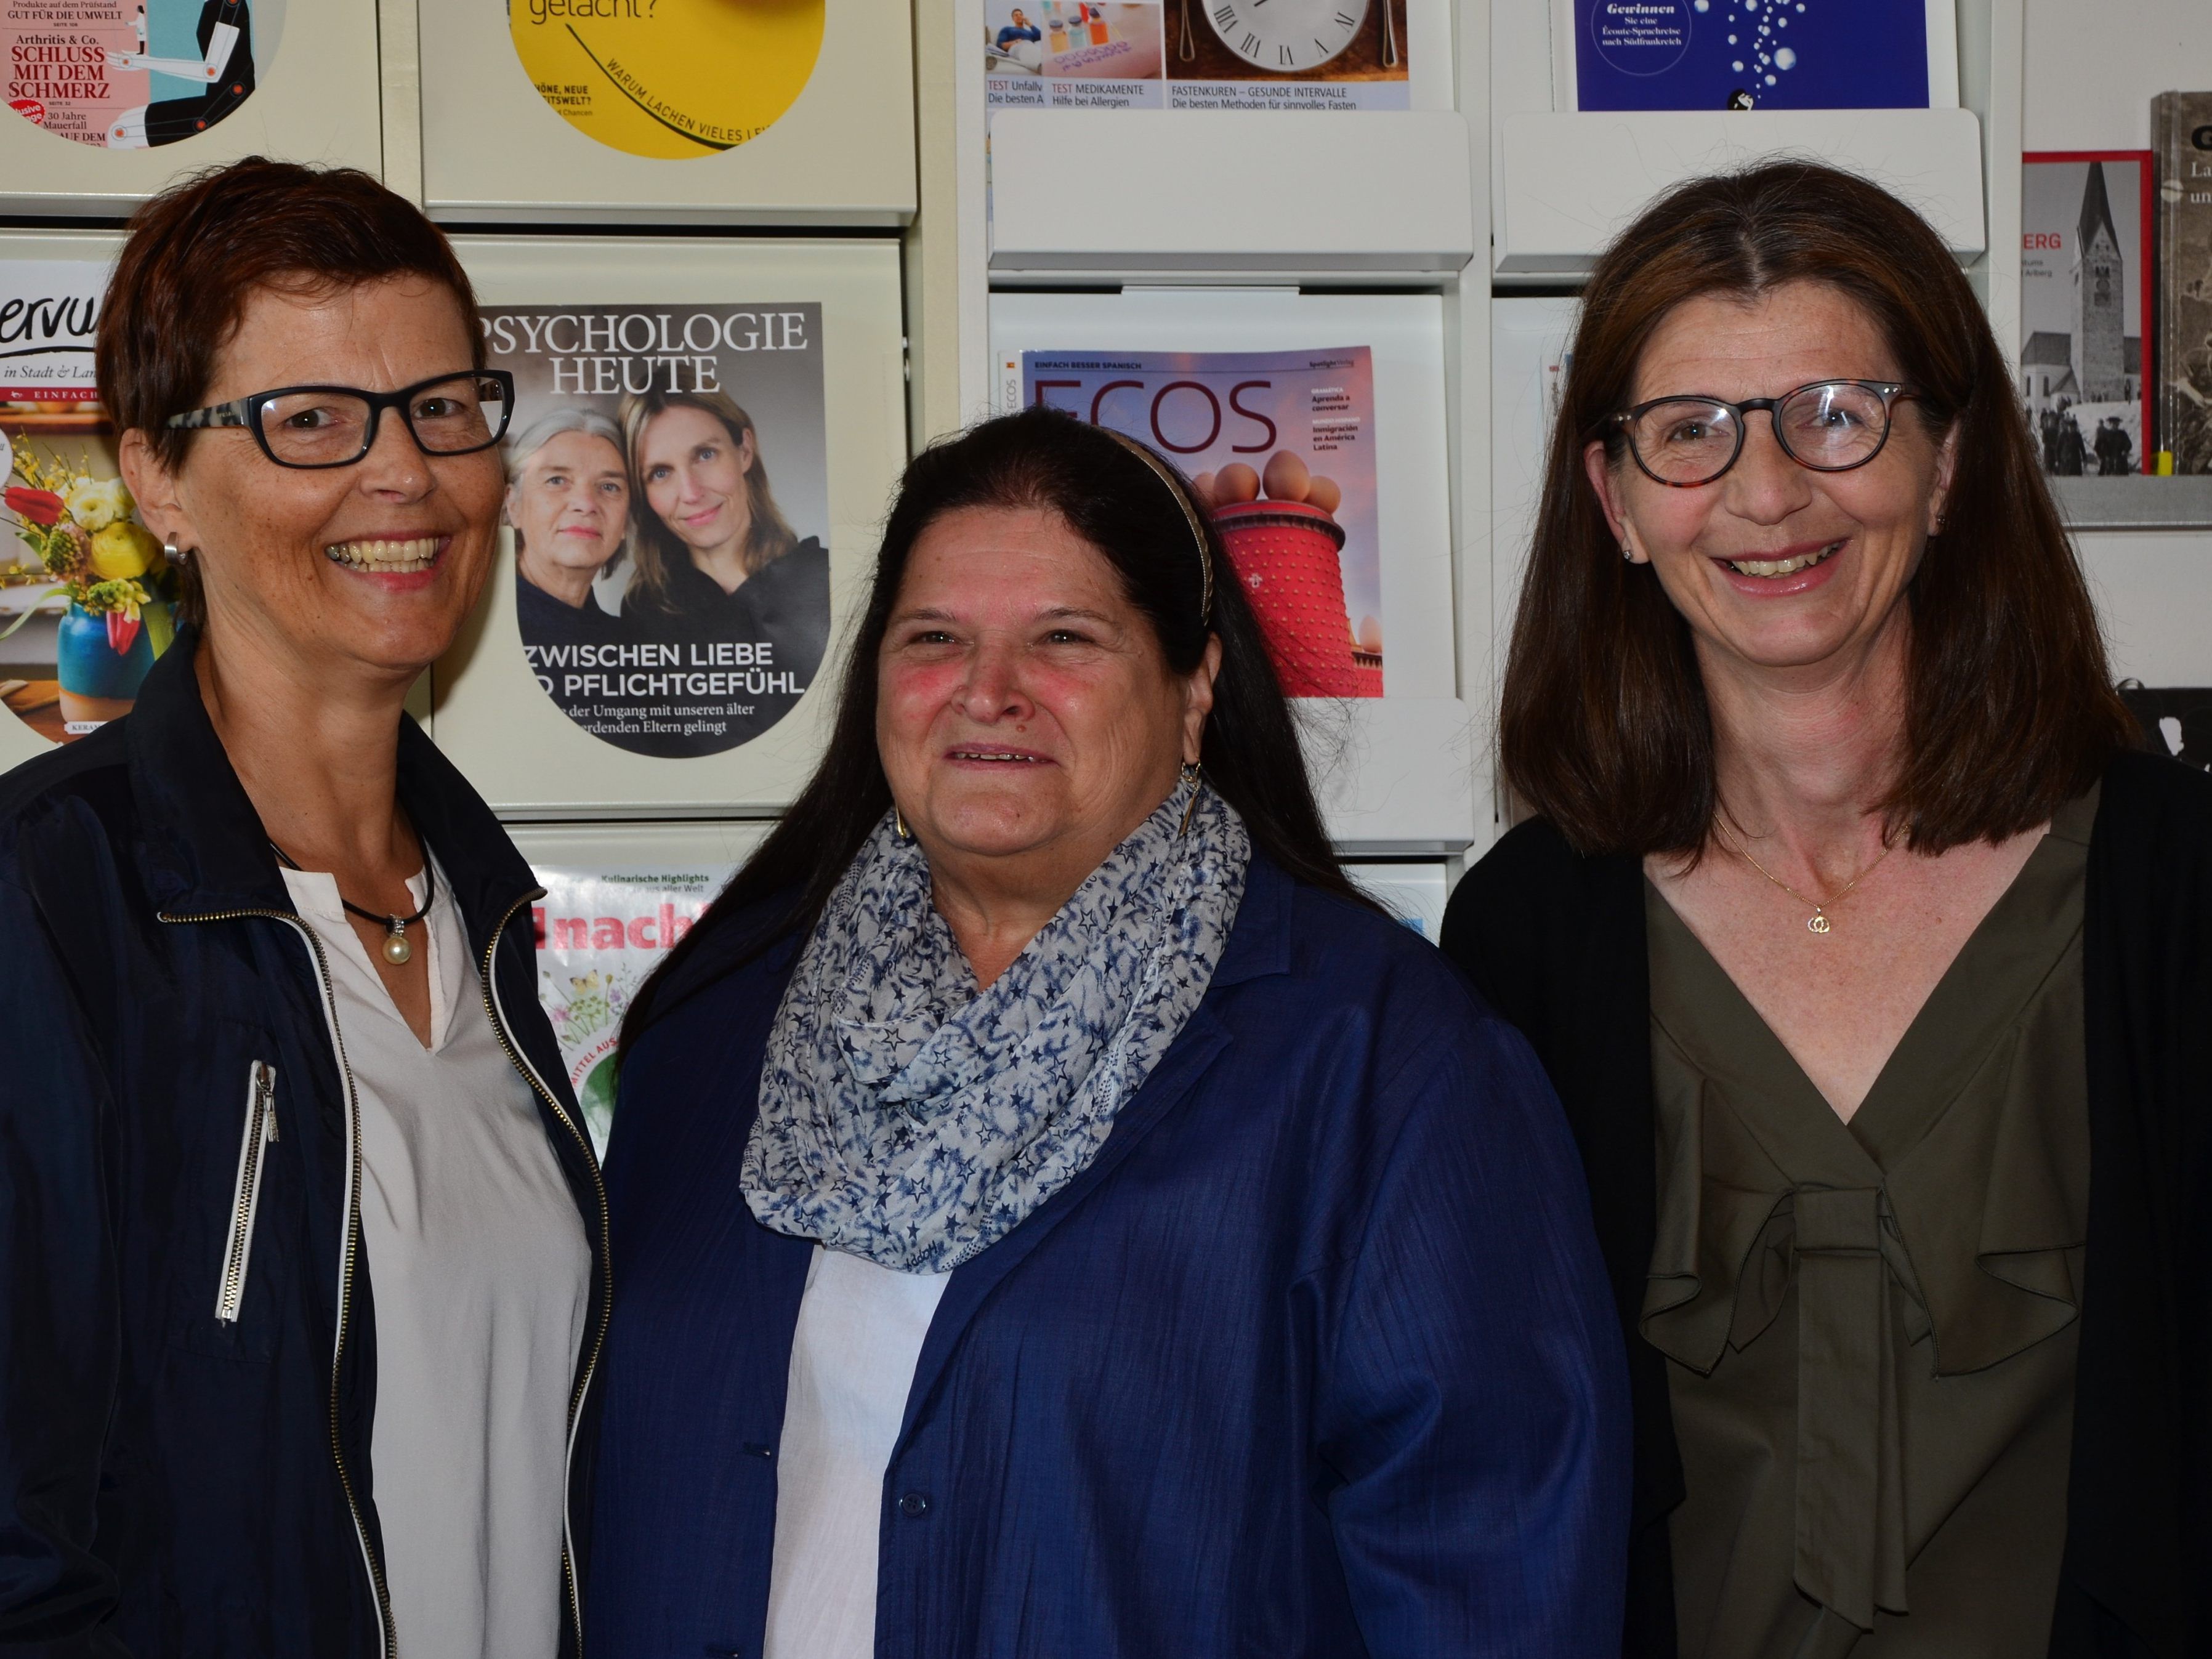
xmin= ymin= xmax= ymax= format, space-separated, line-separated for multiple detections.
xmin=511 ymin=0 xmax=825 ymax=160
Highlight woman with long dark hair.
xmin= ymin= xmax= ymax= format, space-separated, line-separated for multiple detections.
xmin=1442 ymin=163 xmax=2210 ymax=1657
xmin=585 ymin=406 xmax=1629 ymax=1658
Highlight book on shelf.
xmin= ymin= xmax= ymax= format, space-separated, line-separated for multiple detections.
xmin=2152 ymin=92 xmax=2212 ymax=475
xmin=1549 ymin=0 xmax=1956 ymax=113
xmin=2019 ymin=153 xmax=2153 ymax=478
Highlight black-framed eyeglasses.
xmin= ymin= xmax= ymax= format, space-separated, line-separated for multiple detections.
xmin=166 ymin=369 xmax=515 ymax=470
xmin=1612 ymin=379 xmax=1919 ymax=488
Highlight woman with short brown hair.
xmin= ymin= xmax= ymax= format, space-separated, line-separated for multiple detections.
xmin=1443 ymin=162 xmax=2210 ymax=1657
xmin=0 ymin=158 xmax=605 ymax=1655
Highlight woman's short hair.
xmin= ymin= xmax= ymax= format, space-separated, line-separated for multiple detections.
xmin=618 ymin=387 xmax=799 ymax=615
xmin=1504 ymin=161 xmax=2134 ymax=857
xmin=504 ymin=407 xmax=632 ymax=565
xmin=94 ymin=156 xmax=482 ymax=629
xmin=621 ymin=406 xmax=1370 ymax=1046
xmin=95 ymin=157 xmax=482 ymax=470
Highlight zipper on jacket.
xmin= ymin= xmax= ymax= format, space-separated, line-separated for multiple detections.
xmin=159 ymin=907 xmax=395 ymax=1659
xmin=215 ymin=1060 xmax=278 ymax=1323
xmin=482 ymin=887 xmax=611 ymax=1658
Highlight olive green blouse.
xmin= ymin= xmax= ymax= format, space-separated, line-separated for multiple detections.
xmin=1643 ymin=788 xmax=2096 ymax=1658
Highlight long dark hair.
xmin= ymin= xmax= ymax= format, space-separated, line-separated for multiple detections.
xmin=1503 ymin=161 xmax=2133 ymax=858
xmin=621 ymin=405 xmax=1368 ymax=1046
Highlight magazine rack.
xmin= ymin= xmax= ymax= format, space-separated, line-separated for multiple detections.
xmin=990 ymin=110 xmax=1475 ymax=279
xmin=0 ymin=6 xmax=382 ymax=217
xmin=991 ymin=287 xmax=1476 ymax=850
xmin=413 ymin=0 xmax=916 ymax=227
xmin=1493 ymin=108 xmax=1988 ymax=275
xmin=905 ymin=0 xmax=1500 ymax=858
xmin=427 ymin=236 xmax=907 ymax=818
xmin=1490 ymin=0 xmax=2024 ymax=306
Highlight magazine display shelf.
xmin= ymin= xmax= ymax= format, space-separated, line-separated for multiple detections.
xmin=0 ymin=6 xmax=383 ymax=217
xmin=427 ymin=236 xmax=908 ymax=820
xmin=2053 ymin=477 xmax=2212 ymax=531
xmin=1488 ymin=0 xmax=2026 ymax=334
xmin=903 ymin=0 xmax=1498 ymax=858
xmin=1493 ymin=108 xmax=1988 ymax=275
xmin=989 ymin=110 xmax=1477 ymax=279
xmin=412 ymin=0 xmax=916 ymax=227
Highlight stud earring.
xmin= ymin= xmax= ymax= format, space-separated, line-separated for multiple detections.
xmin=1621 ymin=544 xmax=1636 ymax=562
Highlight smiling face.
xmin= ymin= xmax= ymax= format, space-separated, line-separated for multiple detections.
xmin=509 ymin=428 xmax=629 ymax=579
xmin=119 ymin=275 xmax=504 ymax=685
xmin=876 ymin=504 xmax=1217 ymax=894
xmin=637 ymin=403 xmax=756 ymax=557
xmin=1584 ymin=280 xmax=1956 ymax=680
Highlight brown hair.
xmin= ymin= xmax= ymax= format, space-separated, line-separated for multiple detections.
xmin=619 ymin=387 xmax=799 ymax=616
xmin=95 ymin=156 xmax=483 ymax=625
xmin=1503 ymin=161 xmax=2133 ymax=858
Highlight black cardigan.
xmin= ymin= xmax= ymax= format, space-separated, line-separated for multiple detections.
xmin=1440 ymin=749 xmax=2211 ymax=1659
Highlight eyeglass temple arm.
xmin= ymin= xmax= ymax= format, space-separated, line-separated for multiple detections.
xmin=165 ymin=402 xmax=250 ymax=430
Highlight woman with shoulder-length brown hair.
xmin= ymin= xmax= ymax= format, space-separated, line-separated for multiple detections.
xmin=1442 ymin=161 xmax=2210 ymax=1658
xmin=617 ymin=385 xmax=830 ymax=685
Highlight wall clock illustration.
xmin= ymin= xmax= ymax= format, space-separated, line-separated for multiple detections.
xmin=1181 ymin=0 xmax=1397 ymax=73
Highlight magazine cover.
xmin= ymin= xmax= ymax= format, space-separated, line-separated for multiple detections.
xmin=2020 ymin=153 xmax=2153 ymax=477
xmin=2119 ymin=683 xmax=2211 ymax=774
xmin=480 ymin=301 xmax=831 ymax=760
xmin=985 ymin=0 xmax=1406 ymax=113
xmin=4 ymin=0 xmax=280 ymax=148
xmin=2152 ymin=91 xmax=2212 ymax=475
xmin=1 ymin=259 xmax=182 ymax=745
xmin=507 ymin=0 xmax=822 ymax=159
xmin=1021 ymin=347 xmax=1384 ymax=696
xmin=1556 ymin=0 xmax=1949 ymax=112
xmin=531 ymin=865 xmax=734 ymax=1152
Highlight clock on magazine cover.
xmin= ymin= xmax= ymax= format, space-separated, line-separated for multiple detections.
xmin=1185 ymin=0 xmax=1404 ymax=78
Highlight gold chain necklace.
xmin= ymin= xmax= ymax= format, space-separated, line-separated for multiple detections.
xmin=1713 ymin=815 xmax=1897 ymax=935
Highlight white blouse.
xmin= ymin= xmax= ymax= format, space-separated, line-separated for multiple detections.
xmin=763 ymin=1245 xmax=951 ymax=1659
xmin=282 ymin=859 xmax=589 ymax=1659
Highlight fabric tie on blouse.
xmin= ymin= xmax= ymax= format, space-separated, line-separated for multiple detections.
xmin=1641 ymin=838 xmax=2093 ymax=1641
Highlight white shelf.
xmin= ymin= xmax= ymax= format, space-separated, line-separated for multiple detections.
xmin=416 ymin=0 xmax=916 ymax=227
xmin=1302 ymin=698 xmax=1482 ymax=854
xmin=988 ymin=108 xmax=1475 ymax=278
xmin=1494 ymin=107 xmax=1988 ymax=276
xmin=2054 ymin=477 xmax=2212 ymax=531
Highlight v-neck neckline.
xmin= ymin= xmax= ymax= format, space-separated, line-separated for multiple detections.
xmin=1644 ymin=789 xmax=2096 ymax=1171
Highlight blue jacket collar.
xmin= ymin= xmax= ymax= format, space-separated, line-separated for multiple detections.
xmin=127 ymin=630 xmax=541 ymax=946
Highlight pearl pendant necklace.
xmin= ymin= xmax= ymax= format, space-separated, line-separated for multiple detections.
xmin=270 ymin=841 xmax=435 ymax=964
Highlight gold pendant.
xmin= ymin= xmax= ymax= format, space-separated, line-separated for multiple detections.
xmin=1807 ymin=910 xmax=1832 ymax=935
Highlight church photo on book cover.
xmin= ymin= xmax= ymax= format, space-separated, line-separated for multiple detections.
xmin=2019 ymin=151 xmax=2155 ymax=477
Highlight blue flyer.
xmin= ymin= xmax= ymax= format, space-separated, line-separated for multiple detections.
xmin=1569 ymin=0 xmax=1936 ymax=112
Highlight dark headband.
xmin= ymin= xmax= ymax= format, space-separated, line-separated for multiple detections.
xmin=1102 ymin=428 xmax=1214 ymax=626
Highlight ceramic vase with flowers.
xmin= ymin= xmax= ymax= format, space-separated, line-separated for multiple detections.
xmin=3 ymin=437 xmax=179 ymax=732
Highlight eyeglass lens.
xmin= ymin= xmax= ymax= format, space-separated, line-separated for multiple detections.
xmin=1626 ymin=381 xmax=1894 ymax=485
xmin=252 ymin=374 xmax=510 ymax=466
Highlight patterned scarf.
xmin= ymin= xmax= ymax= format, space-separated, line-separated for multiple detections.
xmin=744 ymin=776 xmax=1250 ymax=1272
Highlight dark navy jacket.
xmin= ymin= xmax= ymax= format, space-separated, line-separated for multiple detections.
xmin=0 ymin=637 xmax=609 ymax=1657
xmin=588 ymin=859 xmax=1631 ymax=1658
